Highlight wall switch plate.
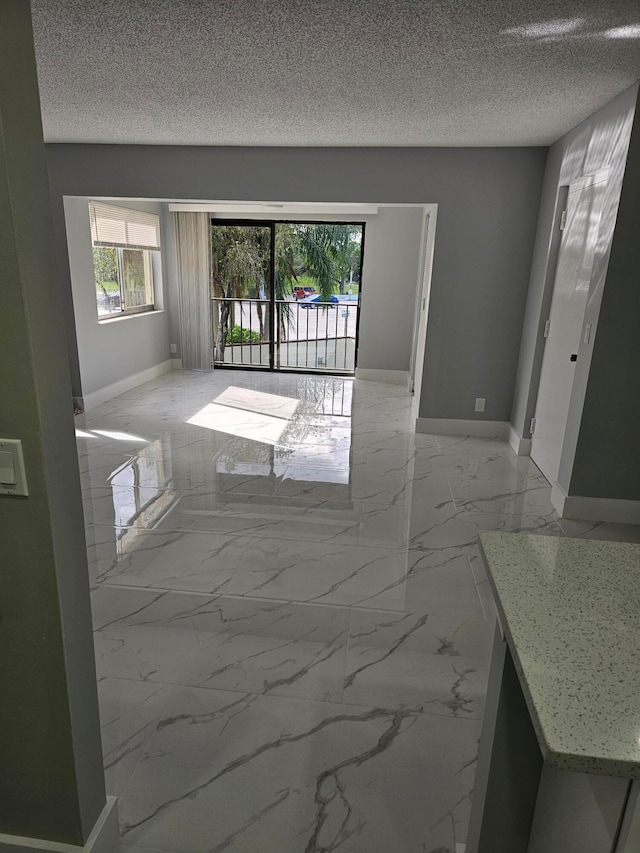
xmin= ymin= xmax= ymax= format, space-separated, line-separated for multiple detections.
xmin=170 ymin=343 xmax=177 ymax=354
xmin=0 ymin=439 xmax=29 ymax=496
xmin=475 ymin=397 xmax=485 ymax=413
xmin=0 ymin=452 xmax=15 ymax=485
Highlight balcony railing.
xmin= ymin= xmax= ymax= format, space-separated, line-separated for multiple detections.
xmin=212 ymin=297 xmax=359 ymax=372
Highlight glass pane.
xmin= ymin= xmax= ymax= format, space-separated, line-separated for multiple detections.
xmin=274 ymin=223 xmax=363 ymax=372
xmin=122 ymin=249 xmax=153 ymax=310
xmin=211 ymin=224 xmax=272 ymax=366
xmin=209 ymin=222 xmax=363 ymax=373
xmin=93 ymin=246 xmax=121 ymax=316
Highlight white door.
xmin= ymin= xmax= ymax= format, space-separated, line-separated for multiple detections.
xmin=531 ymin=175 xmax=607 ymax=484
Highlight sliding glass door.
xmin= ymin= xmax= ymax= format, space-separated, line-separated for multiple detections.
xmin=211 ymin=223 xmax=273 ymax=368
xmin=211 ymin=220 xmax=364 ymax=374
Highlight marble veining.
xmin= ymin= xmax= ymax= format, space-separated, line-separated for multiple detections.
xmin=75 ymin=369 xmax=640 ymax=850
xmin=117 ymin=685 xmax=479 ymax=853
xmin=93 ymin=586 xmax=352 ymax=703
xmin=343 ymin=609 xmax=491 ymax=716
xmin=480 ymin=531 xmax=640 ymax=779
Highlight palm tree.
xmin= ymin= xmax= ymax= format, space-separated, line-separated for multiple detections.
xmin=211 ymin=225 xmax=270 ymax=362
xmin=276 ymin=223 xmax=362 ymax=299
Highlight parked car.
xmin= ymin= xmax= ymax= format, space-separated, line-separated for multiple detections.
xmin=299 ymin=294 xmax=339 ymax=309
xmin=293 ymin=286 xmax=317 ymax=300
xmin=96 ymin=290 xmax=121 ymax=311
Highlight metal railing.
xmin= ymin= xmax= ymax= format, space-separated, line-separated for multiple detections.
xmin=212 ymin=297 xmax=359 ymax=372
xmin=212 ymin=298 xmax=271 ymax=367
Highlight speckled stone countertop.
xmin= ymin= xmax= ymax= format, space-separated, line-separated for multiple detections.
xmin=479 ymin=532 xmax=640 ymax=779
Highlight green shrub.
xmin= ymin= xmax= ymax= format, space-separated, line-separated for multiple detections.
xmin=226 ymin=325 xmax=261 ymax=344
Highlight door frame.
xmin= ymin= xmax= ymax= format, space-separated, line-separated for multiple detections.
xmin=409 ymin=206 xmax=437 ymax=407
xmin=210 ymin=217 xmax=367 ymax=375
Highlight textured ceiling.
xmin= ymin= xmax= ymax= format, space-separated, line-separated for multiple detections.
xmin=31 ymin=0 xmax=640 ymax=146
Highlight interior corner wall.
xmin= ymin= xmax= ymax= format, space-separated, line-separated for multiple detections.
xmin=358 ymin=207 xmax=424 ymax=372
xmin=46 ymin=144 xmax=546 ymax=421
xmin=569 ymin=101 xmax=640 ymax=501
xmin=416 ymin=161 xmax=545 ymax=423
xmin=51 ymin=192 xmax=83 ymax=398
xmin=510 ymin=83 xmax=639 ymax=456
xmin=160 ymin=203 xmax=182 ymax=361
xmin=63 ymin=197 xmax=171 ymax=404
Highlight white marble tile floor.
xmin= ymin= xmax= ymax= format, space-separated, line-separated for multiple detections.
xmin=76 ymin=369 xmax=640 ymax=853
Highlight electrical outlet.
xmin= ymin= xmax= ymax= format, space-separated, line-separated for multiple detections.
xmin=475 ymin=397 xmax=485 ymax=413
xmin=170 ymin=343 xmax=177 ymax=354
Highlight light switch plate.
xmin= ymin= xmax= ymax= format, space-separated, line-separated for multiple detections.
xmin=0 ymin=439 xmax=29 ymax=496
xmin=0 ymin=451 xmax=16 ymax=484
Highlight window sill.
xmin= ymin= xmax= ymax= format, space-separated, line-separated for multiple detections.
xmin=98 ymin=309 xmax=164 ymax=325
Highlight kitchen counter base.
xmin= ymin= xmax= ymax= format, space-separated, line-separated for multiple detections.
xmin=467 ymin=622 xmax=636 ymax=853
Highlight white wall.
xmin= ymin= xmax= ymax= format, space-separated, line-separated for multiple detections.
xmin=161 ymin=205 xmax=425 ymax=377
xmin=568 ymin=93 xmax=640 ymax=502
xmin=63 ymin=197 xmax=171 ymax=406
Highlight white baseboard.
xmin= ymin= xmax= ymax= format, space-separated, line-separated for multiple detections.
xmin=551 ymin=482 xmax=640 ymax=524
xmin=170 ymin=357 xmax=183 ymax=370
xmin=355 ymin=368 xmax=409 ymax=386
xmin=415 ymin=417 xmax=509 ymax=438
xmin=82 ymin=359 xmax=174 ymax=410
xmin=0 ymin=797 xmax=118 ymax=853
xmin=507 ymin=423 xmax=531 ymax=456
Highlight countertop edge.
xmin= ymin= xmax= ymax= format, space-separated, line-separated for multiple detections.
xmin=479 ymin=532 xmax=640 ymax=781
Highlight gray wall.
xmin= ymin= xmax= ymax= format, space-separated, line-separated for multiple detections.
xmin=569 ymin=104 xmax=640 ymax=500
xmin=0 ymin=1 xmax=105 ymax=842
xmin=510 ymin=84 xmax=639 ymax=453
xmin=63 ymin=197 xmax=170 ymax=402
xmin=45 ymin=145 xmax=546 ymax=420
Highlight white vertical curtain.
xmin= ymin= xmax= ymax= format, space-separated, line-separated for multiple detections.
xmin=175 ymin=212 xmax=213 ymax=370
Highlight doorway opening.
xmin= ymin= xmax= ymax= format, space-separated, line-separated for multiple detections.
xmin=211 ymin=221 xmax=365 ymax=374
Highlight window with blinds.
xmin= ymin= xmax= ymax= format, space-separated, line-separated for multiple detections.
xmin=89 ymin=201 xmax=162 ymax=251
xmin=89 ymin=201 xmax=161 ymax=319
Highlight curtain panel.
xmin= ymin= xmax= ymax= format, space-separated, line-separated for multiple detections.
xmin=175 ymin=212 xmax=212 ymax=370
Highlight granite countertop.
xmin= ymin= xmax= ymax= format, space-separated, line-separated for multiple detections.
xmin=479 ymin=531 xmax=640 ymax=779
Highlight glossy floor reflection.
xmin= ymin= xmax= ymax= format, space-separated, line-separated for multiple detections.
xmin=77 ymin=370 xmax=640 ymax=853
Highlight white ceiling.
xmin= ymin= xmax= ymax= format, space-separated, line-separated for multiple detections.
xmin=31 ymin=0 xmax=640 ymax=147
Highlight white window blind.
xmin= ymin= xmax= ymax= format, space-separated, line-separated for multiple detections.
xmin=89 ymin=201 xmax=161 ymax=250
